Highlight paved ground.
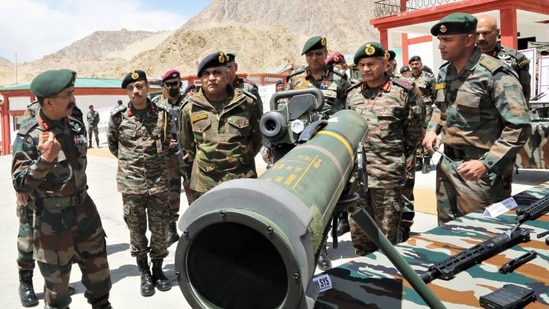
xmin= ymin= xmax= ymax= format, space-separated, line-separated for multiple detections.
xmin=2 ymin=140 xmax=547 ymax=308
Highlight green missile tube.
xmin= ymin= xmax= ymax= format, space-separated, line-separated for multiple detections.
xmin=175 ymin=110 xmax=367 ymax=309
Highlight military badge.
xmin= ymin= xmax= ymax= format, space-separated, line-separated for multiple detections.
xmin=218 ymin=52 xmax=227 ymax=63
xmin=320 ymin=36 xmax=327 ymax=46
xmin=131 ymin=71 xmax=139 ymax=80
xmin=365 ymin=44 xmax=375 ymax=56
xmin=435 ymin=83 xmax=446 ymax=90
xmin=191 ymin=112 xmax=208 ymax=123
xmin=440 ymin=24 xmax=447 ymax=33
xmin=333 ymin=55 xmax=340 ymax=63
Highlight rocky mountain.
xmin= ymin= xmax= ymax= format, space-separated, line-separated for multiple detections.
xmin=0 ymin=0 xmax=380 ymax=86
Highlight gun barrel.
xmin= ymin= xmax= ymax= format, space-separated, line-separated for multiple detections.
xmin=174 ymin=110 xmax=367 ymax=309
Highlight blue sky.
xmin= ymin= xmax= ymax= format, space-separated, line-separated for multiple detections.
xmin=0 ymin=0 xmax=212 ymax=62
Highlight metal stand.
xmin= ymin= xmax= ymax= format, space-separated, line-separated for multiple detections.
xmin=350 ymin=206 xmax=446 ymax=309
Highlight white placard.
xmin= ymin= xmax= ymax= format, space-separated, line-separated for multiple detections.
xmin=483 ymin=197 xmax=519 ymax=218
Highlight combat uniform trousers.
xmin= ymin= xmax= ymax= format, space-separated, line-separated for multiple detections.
xmin=435 ymin=155 xmax=504 ymax=226
xmin=88 ymin=126 xmax=99 ymax=148
xmin=501 ymin=160 xmax=515 ymax=198
xmin=350 ymin=184 xmax=403 ymax=256
xmin=35 ymin=194 xmax=111 ymax=309
xmin=17 ymin=200 xmax=35 ymax=271
xmin=416 ymin=104 xmax=433 ymax=173
xmin=399 ymin=151 xmax=417 ymax=243
xmin=122 ymin=193 xmax=170 ymax=260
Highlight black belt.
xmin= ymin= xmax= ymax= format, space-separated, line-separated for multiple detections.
xmin=444 ymin=145 xmax=485 ymax=161
xmin=36 ymin=190 xmax=87 ymax=209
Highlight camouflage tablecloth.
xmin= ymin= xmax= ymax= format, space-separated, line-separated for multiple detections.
xmin=315 ymin=183 xmax=549 ymax=308
xmin=516 ymin=121 xmax=549 ymax=169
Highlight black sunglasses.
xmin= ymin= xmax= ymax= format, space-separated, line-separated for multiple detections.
xmin=164 ymin=81 xmax=179 ymax=87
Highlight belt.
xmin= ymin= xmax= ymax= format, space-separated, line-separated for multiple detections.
xmin=444 ymin=145 xmax=485 ymax=161
xmin=36 ymin=190 xmax=87 ymax=210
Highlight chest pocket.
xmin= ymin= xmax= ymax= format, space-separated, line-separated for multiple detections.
xmin=452 ymin=88 xmax=482 ymax=124
xmin=192 ymin=115 xmax=212 ymax=145
xmin=226 ymin=115 xmax=250 ymax=136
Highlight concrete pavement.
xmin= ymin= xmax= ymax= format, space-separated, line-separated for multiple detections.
xmin=1 ymin=144 xmax=546 ymax=308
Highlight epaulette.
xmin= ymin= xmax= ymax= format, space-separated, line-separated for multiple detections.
xmin=391 ymin=77 xmax=414 ymax=91
xmin=479 ymin=54 xmax=503 ymax=74
xmin=346 ymin=81 xmax=362 ymax=94
xmin=503 ymin=47 xmax=530 ymax=69
xmin=287 ymin=68 xmax=306 ymax=80
xmin=153 ymin=100 xmax=170 ymax=112
xmin=111 ymin=104 xmax=127 ymax=116
xmin=331 ymin=66 xmax=348 ymax=79
xmin=240 ymin=89 xmax=257 ymax=101
xmin=18 ymin=118 xmax=38 ymax=136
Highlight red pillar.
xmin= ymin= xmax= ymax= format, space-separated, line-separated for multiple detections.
xmin=499 ymin=7 xmax=518 ymax=49
xmin=0 ymin=97 xmax=11 ymax=154
xmin=380 ymin=28 xmax=389 ymax=50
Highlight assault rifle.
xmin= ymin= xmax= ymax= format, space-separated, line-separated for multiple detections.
xmin=168 ymin=107 xmax=190 ymax=182
xmin=420 ymin=228 xmax=531 ymax=283
xmin=507 ymin=194 xmax=549 ymax=235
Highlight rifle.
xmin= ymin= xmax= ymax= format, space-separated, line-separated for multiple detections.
xmin=507 ymin=194 xmax=549 ymax=235
xmin=168 ymin=107 xmax=190 ymax=182
xmin=420 ymin=228 xmax=530 ymax=283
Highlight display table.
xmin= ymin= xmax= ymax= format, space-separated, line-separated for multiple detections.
xmin=315 ymin=183 xmax=549 ymax=308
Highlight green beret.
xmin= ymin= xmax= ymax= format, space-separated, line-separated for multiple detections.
xmin=121 ymin=70 xmax=147 ymax=89
xmin=197 ymin=51 xmax=230 ymax=77
xmin=30 ymin=69 xmax=76 ymax=98
xmin=387 ymin=50 xmax=396 ymax=61
xmin=302 ymin=36 xmax=327 ymax=55
xmin=226 ymin=52 xmax=236 ymax=63
xmin=353 ymin=42 xmax=387 ymax=64
xmin=431 ymin=13 xmax=477 ymax=36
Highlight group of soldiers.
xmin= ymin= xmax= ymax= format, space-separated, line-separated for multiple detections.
xmin=11 ymin=11 xmax=532 ymax=309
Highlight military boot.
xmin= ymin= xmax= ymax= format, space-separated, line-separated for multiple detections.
xmin=151 ymin=259 xmax=171 ymax=291
xmin=137 ymin=257 xmax=155 ymax=297
xmin=336 ymin=213 xmax=350 ymax=236
xmin=167 ymin=222 xmax=180 ymax=247
xmin=415 ymin=156 xmax=423 ymax=171
xmin=19 ymin=269 xmax=38 ymax=307
xmin=317 ymin=243 xmax=332 ymax=271
xmin=422 ymin=155 xmax=431 ymax=174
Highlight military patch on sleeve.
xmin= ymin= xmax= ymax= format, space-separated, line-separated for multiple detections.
xmin=517 ymin=58 xmax=530 ymax=69
xmin=191 ymin=112 xmax=208 ymax=123
xmin=435 ymin=83 xmax=446 ymax=90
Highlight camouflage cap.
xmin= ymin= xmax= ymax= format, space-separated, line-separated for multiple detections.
xmin=30 ymin=69 xmax=76 ymax=98
xmin=353 ymin=42 xmax=388 ymax=64
xmin=161 ymin=69 xmax=180 ymax=84
xmin=302 ymin=36 xmax=327 ymax=55
xmin=431 ymin=12 xmax=477 ymax=36
xmin=121 ymin=70 xmax=147 ymax=89
xmin=326 ymin=52 xmax=346 ymax=65
xmin=197 ymin=51 xmax=230 ymax=77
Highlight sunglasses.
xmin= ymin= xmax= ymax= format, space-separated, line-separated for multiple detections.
xmin=164 ymin=81 xmax=180 ymax=87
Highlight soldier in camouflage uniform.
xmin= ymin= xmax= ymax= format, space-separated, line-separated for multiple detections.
xmin=12 ymin=69 xmax=112 ymax=309
xmin=15 ymin=101 xmax=81 ymax=307
xmin=476 ymin=14 xmax=532 ymax=198
xmin=86 ymin=105 xmax=100 ymax=148
xmin=423 ymin=13 xmax=531 ymax=225
xmin=180 ymin=52 xmax=263 ymax=200
xmin=108 ymin=70 xmax=172 ymax=297
xmin=347 ymin=42 xmax=424 ymax=256
xmin=386 ymin=50 xmax=398 ymax=77
xmin=153 ymin=69 xmax=193 ymax=247
xmin=286 ymin=36 xmax=351 ymax=269
xmin=287 ymin=36 xmax=351 ymax=115
xmin=408 ymin=55 xmax=436 ymax=174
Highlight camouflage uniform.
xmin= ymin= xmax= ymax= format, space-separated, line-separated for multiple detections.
xmin=107 ymin=100 xmax=171 ymax=260
xmin=287 ymin=65 xmax=351 ymax=114
xmin=181 ymin=86 xmax=263 ymax=197
xmin=86 ymin=109 xmax=100 ymax=147
xmin=427 ymin=48 xmax=531 ymax=225
xmin=154 ymin=94 xmax=191 ymax=219
xmin=347 ymin=76 xmax=424 ymax=254
xmin=486 ymin=43 xmax=532 ymax=198
xmin=12 ymin=110 xmax=111 ymax=309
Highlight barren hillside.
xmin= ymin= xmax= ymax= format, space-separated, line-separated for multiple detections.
xmin=0 ymin=0 xmax=380 ymax=86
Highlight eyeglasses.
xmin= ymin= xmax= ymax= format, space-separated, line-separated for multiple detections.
xmin=305 ymin=51 xmax=325 ymax=58
xmin=164 ymin=81 xmax=179 ymax=88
